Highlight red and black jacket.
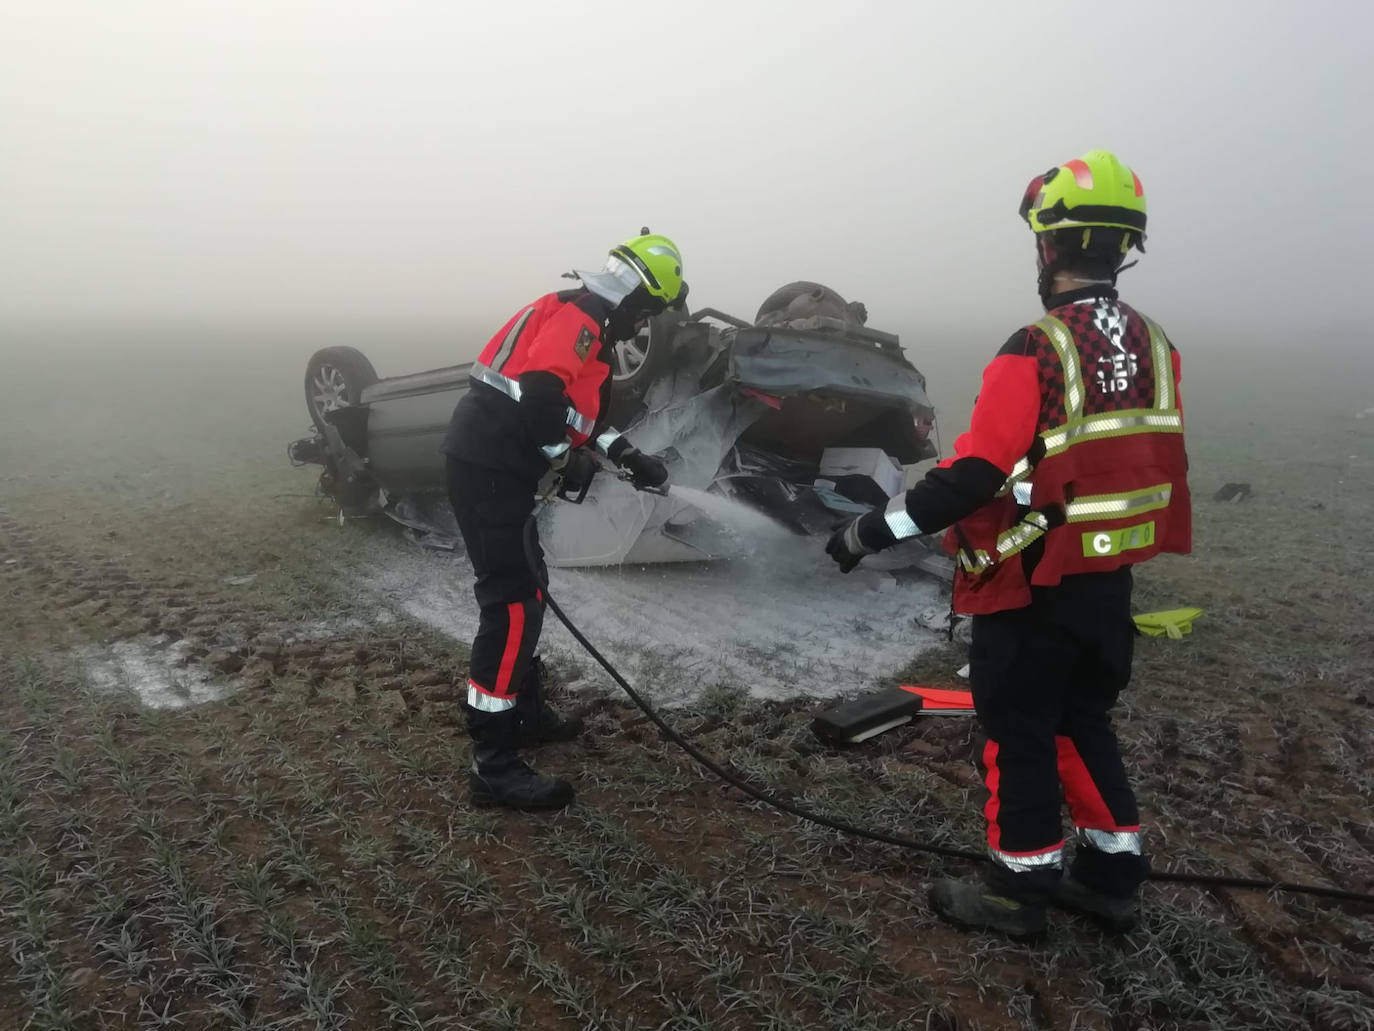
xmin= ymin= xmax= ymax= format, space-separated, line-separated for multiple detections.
xmin=890 ymin=285 xmax=1191 ymax=613
xmin=442 ymin=290 xmax=621 ymax=479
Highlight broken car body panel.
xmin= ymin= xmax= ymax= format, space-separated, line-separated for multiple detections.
xmin=289 ymin=282 xmax=947 ymax=572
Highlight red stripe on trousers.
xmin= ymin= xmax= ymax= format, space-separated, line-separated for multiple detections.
xmin=981 ymin=738 xmax=1002 ymax=850
xmin=1055 ymin=734 xmax=1120 ymax=830
xmin=494 ymin=601 xmax=525 ymax=697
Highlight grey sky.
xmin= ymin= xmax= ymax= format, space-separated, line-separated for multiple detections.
xmin=2 ymin=0 xmax=1370 ymax=352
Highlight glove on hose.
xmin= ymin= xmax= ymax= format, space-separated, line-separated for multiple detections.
xmin=825 ymin=509 xmax=899 ymax=573
xmin=555 ymin=449 xmax=598 ymax=502
xmin=616 ymin=447 xmax=669 ymax=490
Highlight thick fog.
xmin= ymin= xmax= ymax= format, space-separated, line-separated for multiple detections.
xmin=2 ymin=0 xmax=1371 ymax=364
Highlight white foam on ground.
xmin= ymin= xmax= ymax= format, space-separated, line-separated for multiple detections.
xmin=361 ymin=528 xmax=948 ymax=705
xmin=80 ymin=636 xmax=229 ymax=709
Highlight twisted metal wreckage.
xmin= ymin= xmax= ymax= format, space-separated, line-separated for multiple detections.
xmin=289 ymin=281 xmax=952 ymax=579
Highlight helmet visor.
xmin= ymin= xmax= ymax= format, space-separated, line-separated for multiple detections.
xmin=1019 ymin=171 xmax=1049 ymax=225
xmin=576 ymin=255 xmax=642 ymax=306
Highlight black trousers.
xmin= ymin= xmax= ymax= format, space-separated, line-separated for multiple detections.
xmin=446 ymin=459 xmax=547 ymax=707
xmin=970 ymin=568 xmax=1143 ymax=893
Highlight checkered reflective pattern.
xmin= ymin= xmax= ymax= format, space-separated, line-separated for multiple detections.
xmin=1028 ymin=299 xmax=1159 ymax=428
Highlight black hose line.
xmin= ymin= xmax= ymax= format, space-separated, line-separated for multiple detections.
xmin=522 ymin=514 xmax=1373 ymax=906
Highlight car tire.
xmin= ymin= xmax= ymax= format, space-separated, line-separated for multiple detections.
xmin=305 ymin=346 xmax=379 ymax=432
xmin=608 ymin=311 xmax=681 ymax=405
xmin=754 ymin=281 xmax=855 ymax=326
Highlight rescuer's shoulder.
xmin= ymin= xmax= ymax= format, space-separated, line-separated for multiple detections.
xmin=565 ymin=290 xmax=613 ymax=324
xmin=996 ymin=327 xmax=1034 ymax=358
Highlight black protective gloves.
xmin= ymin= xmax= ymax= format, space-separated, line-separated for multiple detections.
xmin=517 ymin=368 xmax=668 ymax=491
xmin=617 ymin=447 xmax=669 ymax=490
xmin=825 ymin=509 xmax=899 ymax=573
xmin=555 ymin=449 xmax=599 ymax=502
xmin=550 ymin=443 xmax=666 ymax=500
xmin=602 ymin=435 xmax=669 ymax=490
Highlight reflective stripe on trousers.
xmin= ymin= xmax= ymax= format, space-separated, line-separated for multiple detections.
xmin=467 ymin=679 xmax=516 ymax=713
xmin=1076 ymin=827 xmax=1142 ymax=855
xmin=989 ymin=844 xmax=1064 ymax=873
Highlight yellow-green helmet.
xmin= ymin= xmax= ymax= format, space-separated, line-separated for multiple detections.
xmin=610 ymin=230 xmax=686 ymax=308
xmin=1019 ymin=150 xmax=1146 ymax=242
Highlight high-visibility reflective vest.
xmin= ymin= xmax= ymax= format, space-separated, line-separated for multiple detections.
xmin=946 ymin=306 xmax=1191 ymax=614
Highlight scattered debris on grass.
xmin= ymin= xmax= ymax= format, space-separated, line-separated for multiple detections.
xmin=1213 ymin=481 xmax=1253 ymax=502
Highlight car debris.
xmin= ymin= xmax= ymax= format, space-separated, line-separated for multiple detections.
xmin=811 ymin=686 xmax=924 ymax=744
xmin=811 ymin=683 xmax=977 ymax=745
xmin=289 ymin=281 xmax=953 ymax=578
xmin=1133 ymin=607 xmax=1204 ymax=638
xmin=1212 ymin=482 xmax=1253 ymax=502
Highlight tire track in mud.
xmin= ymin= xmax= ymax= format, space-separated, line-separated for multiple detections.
xmin=5 ymin=514 xmax=1371 ymax=1022
xmin=0 ymin=511 xmax=983 ymax=1028
xmin=0 ymin=510 xmax=461 ymax=724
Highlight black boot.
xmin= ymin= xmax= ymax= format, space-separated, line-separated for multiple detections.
xmin=1051 ymin=874 xmax=1140 ymax=932
xmin=466 ymin=707 xmax=573 ymax=811
xmin=515 ymin=656 xmax=584 ymax=747
xmin=928 ymin=864 xmax=1053 ymax=940
xmin=1052 ymin=844 xmax=1148 ymax=932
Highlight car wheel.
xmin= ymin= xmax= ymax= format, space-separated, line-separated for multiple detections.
xmin=754 ymin=281 xmax=856 ymax=326
xmin=305 ymin=346 xmax=378 ymax=432
xmin=609 ymin=312 xmax=676 ymax=403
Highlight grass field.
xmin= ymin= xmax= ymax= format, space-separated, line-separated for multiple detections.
xmin=0 ymin=336 xmax=1371 ymax=1029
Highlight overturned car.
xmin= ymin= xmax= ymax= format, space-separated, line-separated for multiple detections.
xmin=289 ymin=281 xmax=948 ymax=571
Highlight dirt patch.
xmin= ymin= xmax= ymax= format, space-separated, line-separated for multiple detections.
xmin=0 ymin=346 xmax=1371 ymax=1028
xmin=2 ymin=495 xmax=1370 ymax=1029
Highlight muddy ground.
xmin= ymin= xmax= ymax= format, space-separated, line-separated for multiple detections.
xmin=0 ymin=336 xmax=1371 ymax=1029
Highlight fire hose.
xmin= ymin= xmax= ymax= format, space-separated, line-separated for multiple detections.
xmin=521 ymin=508 xmax=1372 ymax=906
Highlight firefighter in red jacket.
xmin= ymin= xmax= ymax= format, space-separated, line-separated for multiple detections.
xmin=826 ymin=151 xmax=1190 ymax=937
xmin=442 ymin=230 xmax=687 ymax=811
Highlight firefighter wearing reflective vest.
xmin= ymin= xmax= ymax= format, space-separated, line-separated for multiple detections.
xmin=826 ymin=151 xmax=1190 ymax=937
xmin=441 ymin=231 xmax=687 ymax=811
